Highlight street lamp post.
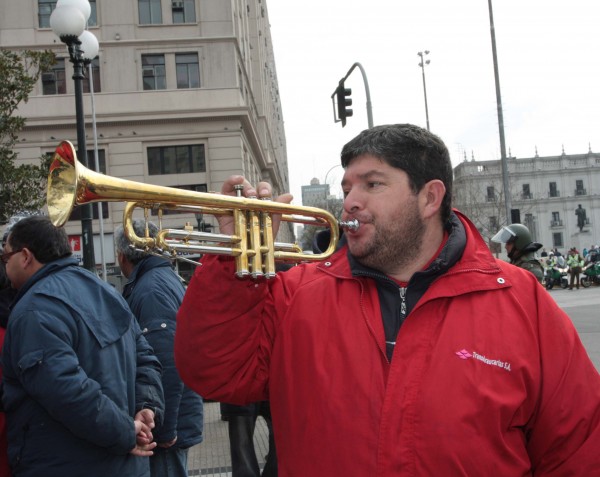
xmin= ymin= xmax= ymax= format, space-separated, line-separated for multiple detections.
xmin=417 ymin=50 xmax=431 ymax=131
xmin=50 ymin=0 xmax=97 ymax=271
xmin=324 ymin=164 xmax=343 ymax=192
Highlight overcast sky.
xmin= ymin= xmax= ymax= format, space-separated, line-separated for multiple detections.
xmin=267 ymin=0 xmax=600 ymax=203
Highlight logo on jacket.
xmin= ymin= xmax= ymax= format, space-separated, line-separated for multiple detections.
xmin=455 ymin=349 xmax=511 ymax=372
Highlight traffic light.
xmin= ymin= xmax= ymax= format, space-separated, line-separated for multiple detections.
xmin=336 ymin=83 xmax=353 ymax=127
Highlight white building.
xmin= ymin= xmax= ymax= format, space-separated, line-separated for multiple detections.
xmin=1 ymin=0 xmax=290 ymax=281
xmin=301 ymin=178 xmax=330 ymax=208
xmin=453 ymin=148 xmax=600 ymax=256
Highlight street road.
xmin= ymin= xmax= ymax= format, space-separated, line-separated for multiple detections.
xmin=548 ymin=286 xmax=600 ymax=371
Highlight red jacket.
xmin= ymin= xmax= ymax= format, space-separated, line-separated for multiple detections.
xmin=175 ymin=213 xmax=600 ymax=476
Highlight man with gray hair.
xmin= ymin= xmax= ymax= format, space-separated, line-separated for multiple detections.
xmin=115 ymin=219 xmax=204 ymax=477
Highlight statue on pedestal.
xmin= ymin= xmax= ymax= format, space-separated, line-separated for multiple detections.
xmin=575 ymin=204 xmax=587 ymax=232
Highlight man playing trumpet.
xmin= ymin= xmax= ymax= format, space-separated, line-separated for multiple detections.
xmin=175 ymin=124 xmax=600 ymax=476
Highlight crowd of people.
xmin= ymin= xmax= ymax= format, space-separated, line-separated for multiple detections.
xmin=491 ymin=222 xmax=600 ymax=291
xmin=540 ymin=245 xmax=599 ymax=289
xmin=0 ymin=213 xmax=277 ymax=477
xmin=1 ymin=123 xmax=599 ymax=477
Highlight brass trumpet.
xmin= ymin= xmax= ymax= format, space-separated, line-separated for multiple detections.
xmin=47 ymin=140 xmax=358 ymax=278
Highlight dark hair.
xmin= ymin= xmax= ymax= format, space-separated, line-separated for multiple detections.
xmin=114 ymin=220 xmax=159 ymax=265
xmin=340 ymin=124 xmax=453 ymax=223
xmin=7 ymin=216 xmax=72 ymax=264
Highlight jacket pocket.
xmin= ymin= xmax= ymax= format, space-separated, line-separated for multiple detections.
xmin=140 ymin=320 xmax=173 ymax=336
xmin=17 ymin=349 xmax=44 ymax=377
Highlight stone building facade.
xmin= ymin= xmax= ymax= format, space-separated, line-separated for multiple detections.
xmin=453 ymin=148 xmax=600 ymax=256
xmin=1 ymin=0 xmax=290 ymax=281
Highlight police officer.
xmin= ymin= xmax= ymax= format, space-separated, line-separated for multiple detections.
xmin=492 ymin=223 xmax=544 ymax=283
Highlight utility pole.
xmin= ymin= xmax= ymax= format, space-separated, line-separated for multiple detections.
xmin=488 ymin=0 xmax=512 ymax=224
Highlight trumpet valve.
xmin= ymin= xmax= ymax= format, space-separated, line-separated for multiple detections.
xmin=233 ymin=184 xmax=244 ymax=197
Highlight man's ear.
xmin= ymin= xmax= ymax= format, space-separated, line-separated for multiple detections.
xmin=420 ymin=179 xmax=446 ymax=219
xmin=20 ymin=248 xmax=38 ymax=270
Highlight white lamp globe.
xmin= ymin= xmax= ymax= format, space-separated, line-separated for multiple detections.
xmin=56 ymin=0 xmax=92 ymax=23
xmin=50 ymin=6 xmax=86 ymax=41
xmin=79 ymin=30 xmax=99 ymax=62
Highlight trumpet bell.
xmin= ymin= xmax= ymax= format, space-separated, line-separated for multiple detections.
xmin=47 ymin=140 xmax=80 ymax=228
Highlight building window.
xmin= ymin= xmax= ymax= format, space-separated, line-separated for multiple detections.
xmin=172 ymin=0 xmax=196 ymax=23
xmin=86 ymin=149 xmax=106 ymax=173
xmin=38 ymin=0 xmax=57 ymax=28
xmin=42 ymin=59 xmax=66 ymax=95
xmin=176 ymin=53 xmax=200 ymax=89
xmin=549 ymin=182 xmax=559 ymax=198
xmin=178 ymin=184 xmax=207 ymax=193
xmin=486 ymin=186 xmax=495 ymax=202
xmin=68 ymin=204 xmax=109 ymax=222
xmin=69 ymin=150 xmax=109 ymax=221
xmin=552 ymin=232 xmax=563 ymax=249
xmin=82 ymin=58 xmax=101 ymax=93
xmin=524 ymin=214 xmax=536 ymax=240
xmin=142 ymin=54 xmax=166 ymax=90
xmin=139 ymin=0 xmax=162 ymax=25
xmin=511 ymin=209 xmax=521 ymax=224
xmin=151 ymin=184 xmax=207 ymax=216
xmin=147 ymin=145 xmax=206 ymax=175
xmin=575 ymin=179 xmax=586 ymax=196
xmin=40 ymin=0 xmax=96 ymax=27
xmin=522 ymin=184 xmax=532 ymax=200
xmin=88 ymin=0 xmax=97 ymax=26
xmin=488 ymin=216 xmax=498 ymax=233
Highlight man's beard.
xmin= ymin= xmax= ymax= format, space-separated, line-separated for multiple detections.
xmin=349 ymin=203 xmax=425 ymax=275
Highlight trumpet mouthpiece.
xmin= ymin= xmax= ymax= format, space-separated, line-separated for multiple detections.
xmin=339 ymin=219 xmax=359 ymax=231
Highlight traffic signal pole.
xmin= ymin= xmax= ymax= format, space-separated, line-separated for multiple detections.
xmin=331 ymin=62 xmax=373 ymax=128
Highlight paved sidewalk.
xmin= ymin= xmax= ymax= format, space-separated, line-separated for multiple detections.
xmin=187 ymin=401 xmax=271 ymax=476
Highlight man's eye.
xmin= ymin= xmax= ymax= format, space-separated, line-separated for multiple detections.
xmin=367 ymin=182 xmax=383 ymax=188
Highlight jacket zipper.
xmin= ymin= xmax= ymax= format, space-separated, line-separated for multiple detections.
xmin=385 ymin=287 xmax=406 ymax=352
xmin=399 ymin=286 xmax=407 ymax=316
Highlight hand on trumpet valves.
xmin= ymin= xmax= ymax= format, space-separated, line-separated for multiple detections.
xmin=218 ymin=175 xmax=293 ymax=236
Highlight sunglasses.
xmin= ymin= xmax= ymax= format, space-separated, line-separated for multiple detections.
xmin=0 ymin=248 xmax=23 ymax=265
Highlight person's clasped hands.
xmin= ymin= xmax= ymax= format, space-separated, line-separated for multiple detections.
xmin=130 ymin=408 xmax=157 ymax=456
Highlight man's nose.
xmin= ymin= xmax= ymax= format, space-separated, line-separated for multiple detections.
xmin=343 ymin=188 xmax=363 ymax=214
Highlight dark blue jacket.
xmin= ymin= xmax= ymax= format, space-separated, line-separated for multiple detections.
xmin=1 ymin=257 xmax=164 ymax=477
xmin=123 ymin=256 xmax=203 ymax=449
